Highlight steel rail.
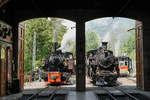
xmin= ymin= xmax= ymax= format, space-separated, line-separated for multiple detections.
xmin=114 ymin=87 xmax=139 ymax=100
xmin=49 ymin=86 xmax=60 ymax=100
xmin=26 ymin=86 xmax=49 ymax=100
xmin=100 ymin=87 xmax=118 ymax=100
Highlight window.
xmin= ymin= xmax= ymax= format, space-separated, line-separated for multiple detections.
xmin=1 ymin=48 xmax=5 ymax=59
xmin=119 ymin=62 xmax=124 ymax=66
xmin=125 ymin=61 xmax=128 ymax=66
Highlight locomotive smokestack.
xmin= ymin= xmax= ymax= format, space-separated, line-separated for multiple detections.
xmin=51 ymin=19 xmax=58 ymax=53
xmin=102 ymin=42 xmax=108 ymax=50
xmin=52 ymin=42 xmax=57 ymax=53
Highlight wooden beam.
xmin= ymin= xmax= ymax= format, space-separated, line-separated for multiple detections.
xmin=0 ymin=0 xmax=8 ymax=8
xmin=76 ymin=18 xmax=85 ymax=91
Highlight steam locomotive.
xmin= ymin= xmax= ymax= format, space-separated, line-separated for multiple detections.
xmin=42 ymin=42 xmax=74 ymax=85
xmin=86 ymin=42 xmax=120 ymax=86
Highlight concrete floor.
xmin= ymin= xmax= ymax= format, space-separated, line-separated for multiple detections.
xmin=1 ymin=87 xmax=150 ymax=100
xmin=1 ymin=76 xmax=149 ymax=100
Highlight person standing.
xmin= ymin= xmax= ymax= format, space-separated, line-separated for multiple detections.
xmin=37 ymin=67 xmax=42 ymax=82
xmin=32 ymin=71 xmax=36 ymax=82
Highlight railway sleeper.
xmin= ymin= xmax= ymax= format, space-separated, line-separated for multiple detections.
xmin=97 ymin=87 xmax=149 ymax=100
xmin=97 ymin=93 xmax=149 ymax=100
xmin=19 ymin=94 xmax=66 ymax=100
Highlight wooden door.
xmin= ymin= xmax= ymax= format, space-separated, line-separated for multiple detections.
xmin=18 ymin=23 xmax=25 ymax=91
xmin=6 ymin=47 xmax=12 ymax=93
xmin=0 ymin=47 xmax=7 ymax=96
xmin=136 ymin=21 xmax=143 ymax=89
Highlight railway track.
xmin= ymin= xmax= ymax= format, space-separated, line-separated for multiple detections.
xmin=48 ymin=86 xmax=60 ymax=100
xmin=99 ymin=86 xmax=139 ymax=100
xmin=126 ymin=77 xmax=136 ymax=83
xmin=21 ymin=86 xmax=60 ymax=100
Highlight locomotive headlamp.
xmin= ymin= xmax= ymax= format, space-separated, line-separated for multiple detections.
xmin=64 ymin=61 xmax=67 ymax=66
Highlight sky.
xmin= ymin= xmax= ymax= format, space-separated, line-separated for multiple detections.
xmin=59 ymin=17 xmax=135 ymax=55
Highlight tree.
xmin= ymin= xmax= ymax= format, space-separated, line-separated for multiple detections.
xmin=24 ymin=18 xmax=67 ymax=72
xmin=120 ymin=31 xmax=136 ymax=61
xmin=86 ymin=31 xmax=100 ymax=52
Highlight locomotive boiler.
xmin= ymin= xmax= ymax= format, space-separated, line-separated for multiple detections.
xmin=87 ymin=42 xmax=120 ymax=86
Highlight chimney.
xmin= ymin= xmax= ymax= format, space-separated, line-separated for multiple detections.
xmin=102 ymin=42 xmax=108 ymax=50
xmin=52 ymin=42 xmax=57 ymax=53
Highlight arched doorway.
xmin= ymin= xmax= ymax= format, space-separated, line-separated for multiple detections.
xmin=85 ymin=17 xmax=143 ymax=89
xmin=17 ymin=18 xmax=77 ymax=90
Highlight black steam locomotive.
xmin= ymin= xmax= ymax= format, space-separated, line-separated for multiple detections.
xmin=86 ymin=42 xmax=120 ymax=86
xmin=42 ymin=42 xmax=74 ymax=85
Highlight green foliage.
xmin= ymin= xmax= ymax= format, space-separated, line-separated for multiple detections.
xmin=120 ymin=31 xmax=136 ymax=61
xmin=86 ymin=31 xmax=100 ymax=52
xmin=24 ymin=18 xmax=67 ymax=72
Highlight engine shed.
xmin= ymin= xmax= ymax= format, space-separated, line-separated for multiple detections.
xmin=0 ymin=0 xmax=150 ymax=99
